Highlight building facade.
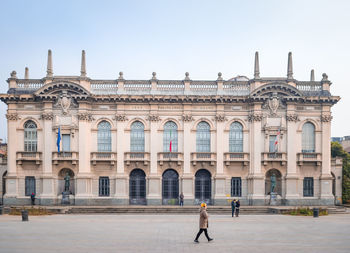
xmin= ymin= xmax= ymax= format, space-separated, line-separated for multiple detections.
xmin=0 ymin=50 xmax=341 ymax=206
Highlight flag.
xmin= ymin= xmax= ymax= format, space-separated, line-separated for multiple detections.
xmin=274 ymin=129 xmax=280 ymax=152
xmin=57 ymin=126 xmax=61 ymax=153
xmin=169 ymin=130 xmax=172 ymax=152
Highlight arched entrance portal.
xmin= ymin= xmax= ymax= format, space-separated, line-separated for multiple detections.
xmin=2 ymin=171 xmax=7 ymax=205
xmin=195 ymin=169 xmax=212 ymax=205
xmin=265 ymin=169 xmax=282 ymax=196
xmin=129 ymin=169 xmax=146 ymax=205
xmin=162 ymin=169 xmax=179 ymax=205
xmin=58 ymin=168 xmax=75 ymax=195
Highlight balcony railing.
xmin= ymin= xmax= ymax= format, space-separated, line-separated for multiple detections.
xmin=52 ymin=151 xmax=78 ymax=165
xmin=224 ymin=152 xmax=249 ymax=166
xmin=91 ymin=152 xmax=117 ymax=166
xmin=124 ymin=152 xmax=150 ymax=166
xmin=158 ymin=152 xmax=183 ymax=165
xmin=16 ymin=152 xmax=42 ymax=165
xmin=191 ymin=152 xmax=216 ymax=165
xmin=261 ymin=152 xmax=287 ymax=165
xmin=297 ymin=152 xmax=322 ymax=165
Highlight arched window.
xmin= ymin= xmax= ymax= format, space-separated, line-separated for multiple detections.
xmin=97 ymin=121 xmax=111 ymax=152
xmin=195 ymin=169 xmax=212 ymax=204
xmin=229 ymin=122 xmax=243 ymax=152
xmin=302 ymin=122 xmax=315 ymax=153
xmin=24 ymin=120 xmax=37 ymax=152
xmin=129 ymin=169 xmax=146 ymax=205
xmin=131 ymin=121 xmax=145 ymax=152
xmin=196 ymin=121 xmax=210 ymax=152
xmin=162 ymin=169 xmax=179 ymax=205
xmin=163 ymin=121 xmax=178 ymax=152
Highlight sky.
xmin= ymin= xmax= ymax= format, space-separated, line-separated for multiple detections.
xmin=0 ymin=0 xmax=349 ymax=141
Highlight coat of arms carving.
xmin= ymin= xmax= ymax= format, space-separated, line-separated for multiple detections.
xmin=54 ymin=91 xmax=77 ymax=115
xmin=268 ymin=92 xmax=280 ymax=116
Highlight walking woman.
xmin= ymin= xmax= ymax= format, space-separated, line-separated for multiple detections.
xmin=194 ymin=203 xmax=213 ymax=243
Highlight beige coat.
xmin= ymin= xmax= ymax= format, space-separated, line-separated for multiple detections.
xmin=199 ymin=207 xmax=209 ymax=229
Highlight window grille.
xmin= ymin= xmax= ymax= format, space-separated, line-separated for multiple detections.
xmin=196 ymin=122 xmax=210 ymax=152
xmin=24 ymin=120 xmax=37 ymax=152
xmin=195 ymin=169 xmax=211 ymax=202
xmin=98 ymin=121 xmax=112 ymax=152
xmin=303 ymin=177 xmax=314 ymax=197
xmin=162 ymin=169 xmax=179 ymax=203
xmin=130 ymin=121 xmax=145 ymax=152
xmin=229 ymin=122 xmax=243 ymax=152
xmin=302 ymin=122 xmax=315 ymax=153
xmin=163 ymin=121 xmax=178 ymax=152
xmin=25 ymin=176 xmax=36 ymax=196
xmin=99 ymin=177 xmax=110 ymax=196
xmin=129 ymin=169 xmax=146 ymax=205
xmin=231 ymin=177 xmax=242 ymax=197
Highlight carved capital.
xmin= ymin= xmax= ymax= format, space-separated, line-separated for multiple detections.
xmin=214 ymin=114 xmax=227 ymax=122
xmin=182 ymin=114 xmax=194 ymax=122
xmin=147 ymin=115 xmax=161 ymax=122
xmin=40 ymin=113 xmax=54 ymax=121
xmin=114 ymin=114 xmax=129 ymax=122
xmin=286 ymin=114 xmax=299 ymax=122
xmin=6 ymin=113 xmax=20 ymax=121
xmin=248 ymin=113 xmax=263 ymax=122
xmin=77 ymin=113 xmax=94 ymax=122
xmin=321 ymin=114 xmax=333 ymax=122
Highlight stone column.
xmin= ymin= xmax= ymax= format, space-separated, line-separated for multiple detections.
xmin=40 ymin=103 xmax=55 ymax=204
xmin=320 ymin=109 xmax=333 ymax=204
xmin=75 ymin=105 xmax=93 ymax=204
xmin=247 ymin=104 xmax=264 ymax=205
xmin=285 ymin=105 xmax=299 ymax=205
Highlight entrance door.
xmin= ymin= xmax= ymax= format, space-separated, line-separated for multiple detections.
xmin=195 ymin=169 xmax=211 ymax=205
xmin=129 ymin=169 xmax=146 ymax=205
xmin=162 ymin=169 xmax=179 ymax=205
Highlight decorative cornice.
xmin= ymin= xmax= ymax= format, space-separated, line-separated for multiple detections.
xmin=286 ymin=114 xmax=299 ymax=122
xmin=6 ymin=113 xmax=20 ymax=121
xmin=40 ymin=113 xmax=54 ymax=121
xmin=248 ymin=113 xmax=263 ymax=122
xmin=114 ymin=114 xmax=128 ymax=122
xmin=77 ymin=113 xmax=94 ymax=122
xmin=214 ymin=114 xmax=227 ymax=122
xmin=182 ymin=114 xmax=194 ymax=122
xmin=147 ymin=115 xmax=161 ymax=122
xmin=321 ymin=114 xmax=333 ymax=122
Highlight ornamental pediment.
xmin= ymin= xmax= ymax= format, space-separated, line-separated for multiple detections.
xmin=34 ymin=81 xmax=91 ymax=97
xmin=250 ymin=82 xmax=303 ymax=98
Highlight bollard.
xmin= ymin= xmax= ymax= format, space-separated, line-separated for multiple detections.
xmin=21 ymin=210 xmax=29 ymax=221
xmin=313 ymin=208 xmax=319 ymax=218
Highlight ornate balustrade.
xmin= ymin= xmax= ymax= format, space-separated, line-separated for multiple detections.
xmin=52 ymin=151 xmax=78 ymax=165
xmin=124 ymin=152 xmax=150 ymax=166
xmin=90 ymin=81 xmax=118 ymax=94
xmin=261 ymin=152 xmax=287 ymax=165
xmin=191 ymin=152 xmax=216 ymax=165
xmin=157 ymin=152 xmax=183 ymax=165
xmin=297 ymin=152 xmax=322 ymax=165
xmin=16 ymin=79 xmax=44 ymax=90
xmin=91 ymin=152 xmax=117 ymax=166
xmin=16 ymin=151 xmax=42 ymax=165
xmin=224 ymin=152 xmax=249 ymax=166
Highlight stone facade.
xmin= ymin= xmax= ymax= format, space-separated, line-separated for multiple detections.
xmin=0 ymin=50 xmax=341 ymax=206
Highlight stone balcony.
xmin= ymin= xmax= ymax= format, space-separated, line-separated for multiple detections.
xmin=297 ymin=152 xmax=322 ymax=166
xmin=124 ymin=152 xmax=150 ymax=166
xmin=16 ymin=151 xmax=42 ymax=165
xmin=261 ymin=152 xmax=287 ymax=165
xmin=91 ymin=152 xmax=117 ymax=166
xmin=224 ymin=152 xmax=249 ymax=166
xmin=191 ymin=152 xmax=216 ymax=166
xmin=157 ymin=152 xmax=183 ymax=166
xmin=52 ymin=151 xmax=79 ymax=165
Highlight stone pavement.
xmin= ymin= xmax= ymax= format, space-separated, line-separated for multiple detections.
xmin=0 ymin=213 xmax=349 ymax=253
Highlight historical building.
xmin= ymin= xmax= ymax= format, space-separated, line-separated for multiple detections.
xmin=0 ymin=50 xmax=341 ymax=206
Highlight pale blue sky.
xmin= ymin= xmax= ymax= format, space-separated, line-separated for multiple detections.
xmin=0 ymin=0 xmax=349 ymax=141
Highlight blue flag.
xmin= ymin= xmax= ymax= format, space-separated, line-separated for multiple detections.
xmin=57 ymin=127 xmax=61 ymax=153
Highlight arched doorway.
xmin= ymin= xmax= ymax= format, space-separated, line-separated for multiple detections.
xmin=162 ymin=169 xmax=179 ymax=205
xmin=2 ymin=171 xmax=7 ymax=205
xmin=129 ymin=169 xmax=146 ymax=205
xmin=265 ymin=169 xmax=282 ymax=195
xmin=195 ymin=169 xmax=212 ymax=205
xmin=331 ymin=172 xmax=336 ymax=204
xmin=58 ymin=168 xmax=75 ymax=195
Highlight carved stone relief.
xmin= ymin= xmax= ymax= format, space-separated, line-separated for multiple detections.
xmin=40 ymin=113 xmax=54 ymax=121
xmin=213 ymin=114 xmax=227 ymax=122
xmin=286 ymin=114 xmax=299 ymax=122
xmin=53 ymin=90 xmax=78 ymax=115
xmin=321 ymin=114 xmax=333 ymax=122
xmin=6 ymin=113 xmax=20 ymax=121
xmin=114 ymin=114 xmax=129 ymax=122
xmin=248 ymin=113 xmax=263 ymax=122
xmin=182 ymin=114 xmax=194 ymax=122
xmin=147 ymin=115 xmax=161 ymax=122
xmin=77 ymin=113 xmax=94 ymax=122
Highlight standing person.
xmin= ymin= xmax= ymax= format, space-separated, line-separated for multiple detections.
xmin=194 ymin=203 xmax=213 ymax=243
xmin=30 ymin=192 xmax=35 ymax=205
xmin=235 ymin=199 xmax=240 ymax=217
xmin=231 ymin=199 xmax=236 ymax=217
xmin=179 ymin=192 xmax=184 ymax=206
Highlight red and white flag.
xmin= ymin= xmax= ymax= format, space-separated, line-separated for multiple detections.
xmin=274 ymin=129 xmax=281 ymax=152
xmin=169 ymin=130 xmax=172 ymax=152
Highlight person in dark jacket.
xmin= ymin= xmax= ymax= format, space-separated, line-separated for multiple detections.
xmin=231 ymin=199 xmax=236 ymax=217
xmin=179 ymin=192 xmax=184 ymax=206
xmin=194 ymin=203 xmax=213 ymax=243
xmin=235 ymin=200 xmax=240 ymax=217
xmin=30 ymin=192 xmax=35 ymax=205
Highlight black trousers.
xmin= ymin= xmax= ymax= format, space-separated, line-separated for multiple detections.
xmin=195 ymin=228 xmax=210 ymax=240
xmin=235 ymin=208 xmax=240 ymax=217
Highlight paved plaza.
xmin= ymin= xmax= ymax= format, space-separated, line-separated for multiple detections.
xmin=0 ymin=213 xmax=349 ymax=253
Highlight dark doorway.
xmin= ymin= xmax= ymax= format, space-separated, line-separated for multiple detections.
xmin=195 ymin=169 xmax=212 ymax=205
xmin=162 ymin=169 xmax=179 ymax=205
xmin=129 ymin=169 xmax=146 ymax=205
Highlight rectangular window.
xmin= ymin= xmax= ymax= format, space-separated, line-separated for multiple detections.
xmin=303 ymin=177 xmax=314 ymax=197
xmin=25 ymin=176 xmax=36 ymax=196
xmin=269 ymin=135 xmax=277 ymax=152
xmin=62 ymin=134 xmax=70 ymax=152
xmin=231 ymin=177 xmax=242 ymax=197
xmin=99 ymin=177 xmax=110 ymax=196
